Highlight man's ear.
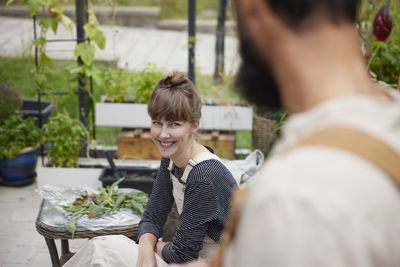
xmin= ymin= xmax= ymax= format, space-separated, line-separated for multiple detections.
xmin=235 ymin=0 xmax=257 ymax=17
xmin=236 ymin=0 xmax=293 ymax=60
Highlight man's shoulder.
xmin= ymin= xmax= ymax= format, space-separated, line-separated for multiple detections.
xmin=251 ymin=146 xmax=398 ymax=202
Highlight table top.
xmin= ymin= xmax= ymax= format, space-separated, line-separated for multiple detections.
xmin=36 ymin=200 xmax=139 ymax=240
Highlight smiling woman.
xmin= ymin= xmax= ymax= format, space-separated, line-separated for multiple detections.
xmin=63 ymin=72 xmax=238 ymax=267
xmin=148 ymin=72 xmax=202 ymax=165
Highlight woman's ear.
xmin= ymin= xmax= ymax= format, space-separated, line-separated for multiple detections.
xmin=191 ymin=120 xmax=200 ymax=133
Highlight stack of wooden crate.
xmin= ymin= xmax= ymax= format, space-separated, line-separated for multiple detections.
xmin=117 ymin=128 xmax=236 ymax=160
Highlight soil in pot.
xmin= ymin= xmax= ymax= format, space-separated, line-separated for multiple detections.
xmin=99 ymin=167 xmax=158 ymax=195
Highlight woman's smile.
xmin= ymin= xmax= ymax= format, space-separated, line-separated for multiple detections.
xmin=159 ymin=140 xmax=176 ymax=149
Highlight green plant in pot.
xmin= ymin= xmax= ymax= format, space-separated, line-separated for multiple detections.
xmin=133 ymin=63 xmax=164 ymax=103
xmin=102 ymin=68 xmax=135 ymax=103
xmin=0 ymin=113 xmax=44 ymax=160
xmin=0 ymin=113 xmax=44 ymax=183
xmin=0 ymin=83 xmax=44 ymax=185
xmin=44 ymin=113 xmax=88 ymax=168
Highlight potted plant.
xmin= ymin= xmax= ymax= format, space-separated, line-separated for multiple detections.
xmin=95 ymin=64 xmax=252 ymax=131
xmin=0 ymin=83 xmax=44 ymax=186
xmin=95 ymin=63 xmax=164 ymax=128
xmin=37 ymin=113 xmax=103 ymax=189
xmin=0 ymin=113 xmax=44 ymax=186
xmin=102 ymin=68 xmax=135 ymax=103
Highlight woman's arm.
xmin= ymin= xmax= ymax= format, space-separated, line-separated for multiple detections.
xmin=162 ymin=160 xmax=235 ymax=263
xmin=161 ymin=181 xmax=218 ymax=263
xmin=137 ymin=233 xmax=158 ymax=267
xmin=138 ymin=158 xmax=174 ymax=240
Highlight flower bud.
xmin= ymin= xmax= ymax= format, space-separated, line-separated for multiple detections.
xmin=373 ymin=4 xmax=393 ymax=42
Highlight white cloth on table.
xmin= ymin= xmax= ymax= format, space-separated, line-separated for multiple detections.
xmin=63 ymin=235 xmax=168 ymax=267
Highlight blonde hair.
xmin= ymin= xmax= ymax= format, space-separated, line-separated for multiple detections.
xmin=148 ymin=72 xmax=202 ymax=123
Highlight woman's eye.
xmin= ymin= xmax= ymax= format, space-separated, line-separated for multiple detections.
xmin=152 ymin=121 xmax=162 ymax=126
xmin=171 ymin=122 xmax=181 ymax=127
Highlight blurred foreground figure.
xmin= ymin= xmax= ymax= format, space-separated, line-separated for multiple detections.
xmin=177 ymin=0 xmax=400 ymax=266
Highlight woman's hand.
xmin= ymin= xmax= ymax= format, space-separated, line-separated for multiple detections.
xmin=137 ymin=233 xmax=158 ymax=267
xmin=136 ymin=246 xmax=157 ymax=267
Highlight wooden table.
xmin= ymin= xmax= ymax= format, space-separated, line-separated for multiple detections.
xmin=35 ymin=200 xmax=139 ymax=267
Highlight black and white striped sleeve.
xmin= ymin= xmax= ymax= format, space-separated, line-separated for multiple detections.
xmin=137 ymin=158 xmax=174 ymax=240
xmin=161 ymin=159 xmax=236 ymax=263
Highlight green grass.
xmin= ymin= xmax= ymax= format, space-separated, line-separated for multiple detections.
xmin=95 ymin=127 xmax=122 ymax=146
xmin=195 ymin=73 xmax=241 ymax=104
xmin=0 ymin=57 xmax=107 ymax=115
xmin=235 ymin=130 xmax=252 ymax=150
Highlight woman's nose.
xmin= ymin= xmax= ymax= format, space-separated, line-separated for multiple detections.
xmin=160 ymin=126 xmax=170 ymax=138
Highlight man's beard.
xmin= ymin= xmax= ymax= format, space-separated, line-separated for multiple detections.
xmin=236 ymin=34 xmax=282 ymax=111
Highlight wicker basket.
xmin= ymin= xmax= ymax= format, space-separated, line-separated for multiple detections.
xmin=35 ymin=200 xmax=139 ymax=266
xmin=252 ymin=115 xmax=277 ymax=154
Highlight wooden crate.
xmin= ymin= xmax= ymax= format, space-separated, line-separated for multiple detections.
xmin=198 ymin=130 xmax=235 ymax=160
xmin=117 ymin=129 xmax=235 ymax=160
xmin=117 ymin=128 xmax=161 ymax=160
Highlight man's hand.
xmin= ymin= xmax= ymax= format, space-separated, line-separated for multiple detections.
xmin=155 ymin=241 xmax=167 ymax=258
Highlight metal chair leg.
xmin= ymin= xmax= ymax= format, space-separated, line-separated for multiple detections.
xmin=44 ymin=237 xmax=61 ymax=267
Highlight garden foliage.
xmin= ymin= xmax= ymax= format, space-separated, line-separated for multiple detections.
xmin=44 ymin=113 xmax=88 ymax=167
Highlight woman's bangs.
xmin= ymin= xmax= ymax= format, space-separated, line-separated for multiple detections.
xmin=149 ymin=91 xmax=190 ymax=122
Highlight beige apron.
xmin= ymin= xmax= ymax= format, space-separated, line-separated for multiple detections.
xmin=167 ymin=152 xmax=224 ymax=259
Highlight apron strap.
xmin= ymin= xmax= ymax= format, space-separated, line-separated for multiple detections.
xmin=210 ymin=125 xmax=400 ymax=267
xmin=283 ymin=126 xmax=400 ymax=184
xmin=173 ymin=152 xmax=223 ymax=183
xmin=167 ymin=159 xmax=174 ymax=172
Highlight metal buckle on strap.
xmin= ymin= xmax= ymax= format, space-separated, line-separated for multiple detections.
xmin=188 ymin=159 xmax=197 ymax=167
xmin=167 ymin=160 xmax=174 ymax=171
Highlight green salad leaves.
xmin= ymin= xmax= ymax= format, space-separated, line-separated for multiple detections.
xmin=60 ymin=178 xmax=148 ymax=238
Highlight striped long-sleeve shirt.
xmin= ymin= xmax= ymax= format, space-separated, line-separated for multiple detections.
xmin=137 ymin=154 xmax=237 ymax=264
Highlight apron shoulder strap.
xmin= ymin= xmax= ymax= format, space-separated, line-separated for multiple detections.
xmin=181 ymin=152 xmax=222 ymax=183
xmin=210 ymin=125 xmax=400 ymax=267
xmin=284 ymin=126 xmax=400 ymax=185
xmin=167 ymin=159 xmax=174 ymax=171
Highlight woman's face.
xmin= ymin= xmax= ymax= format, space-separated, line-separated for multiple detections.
xmin=150 ymin=118 xmax=198 ymax=159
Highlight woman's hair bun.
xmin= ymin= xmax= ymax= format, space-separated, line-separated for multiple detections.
xmin=169 ymin=71 xmax=186 ymax=86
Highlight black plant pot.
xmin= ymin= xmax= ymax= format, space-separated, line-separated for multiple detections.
xmin=20 ymin=99 xmax=53 ymax=127
xmin=99 ymin=167 xmax=158 ymax=195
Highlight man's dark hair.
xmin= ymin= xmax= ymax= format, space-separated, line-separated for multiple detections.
xmin=266 ymin=0 xmax=360 ymax=29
